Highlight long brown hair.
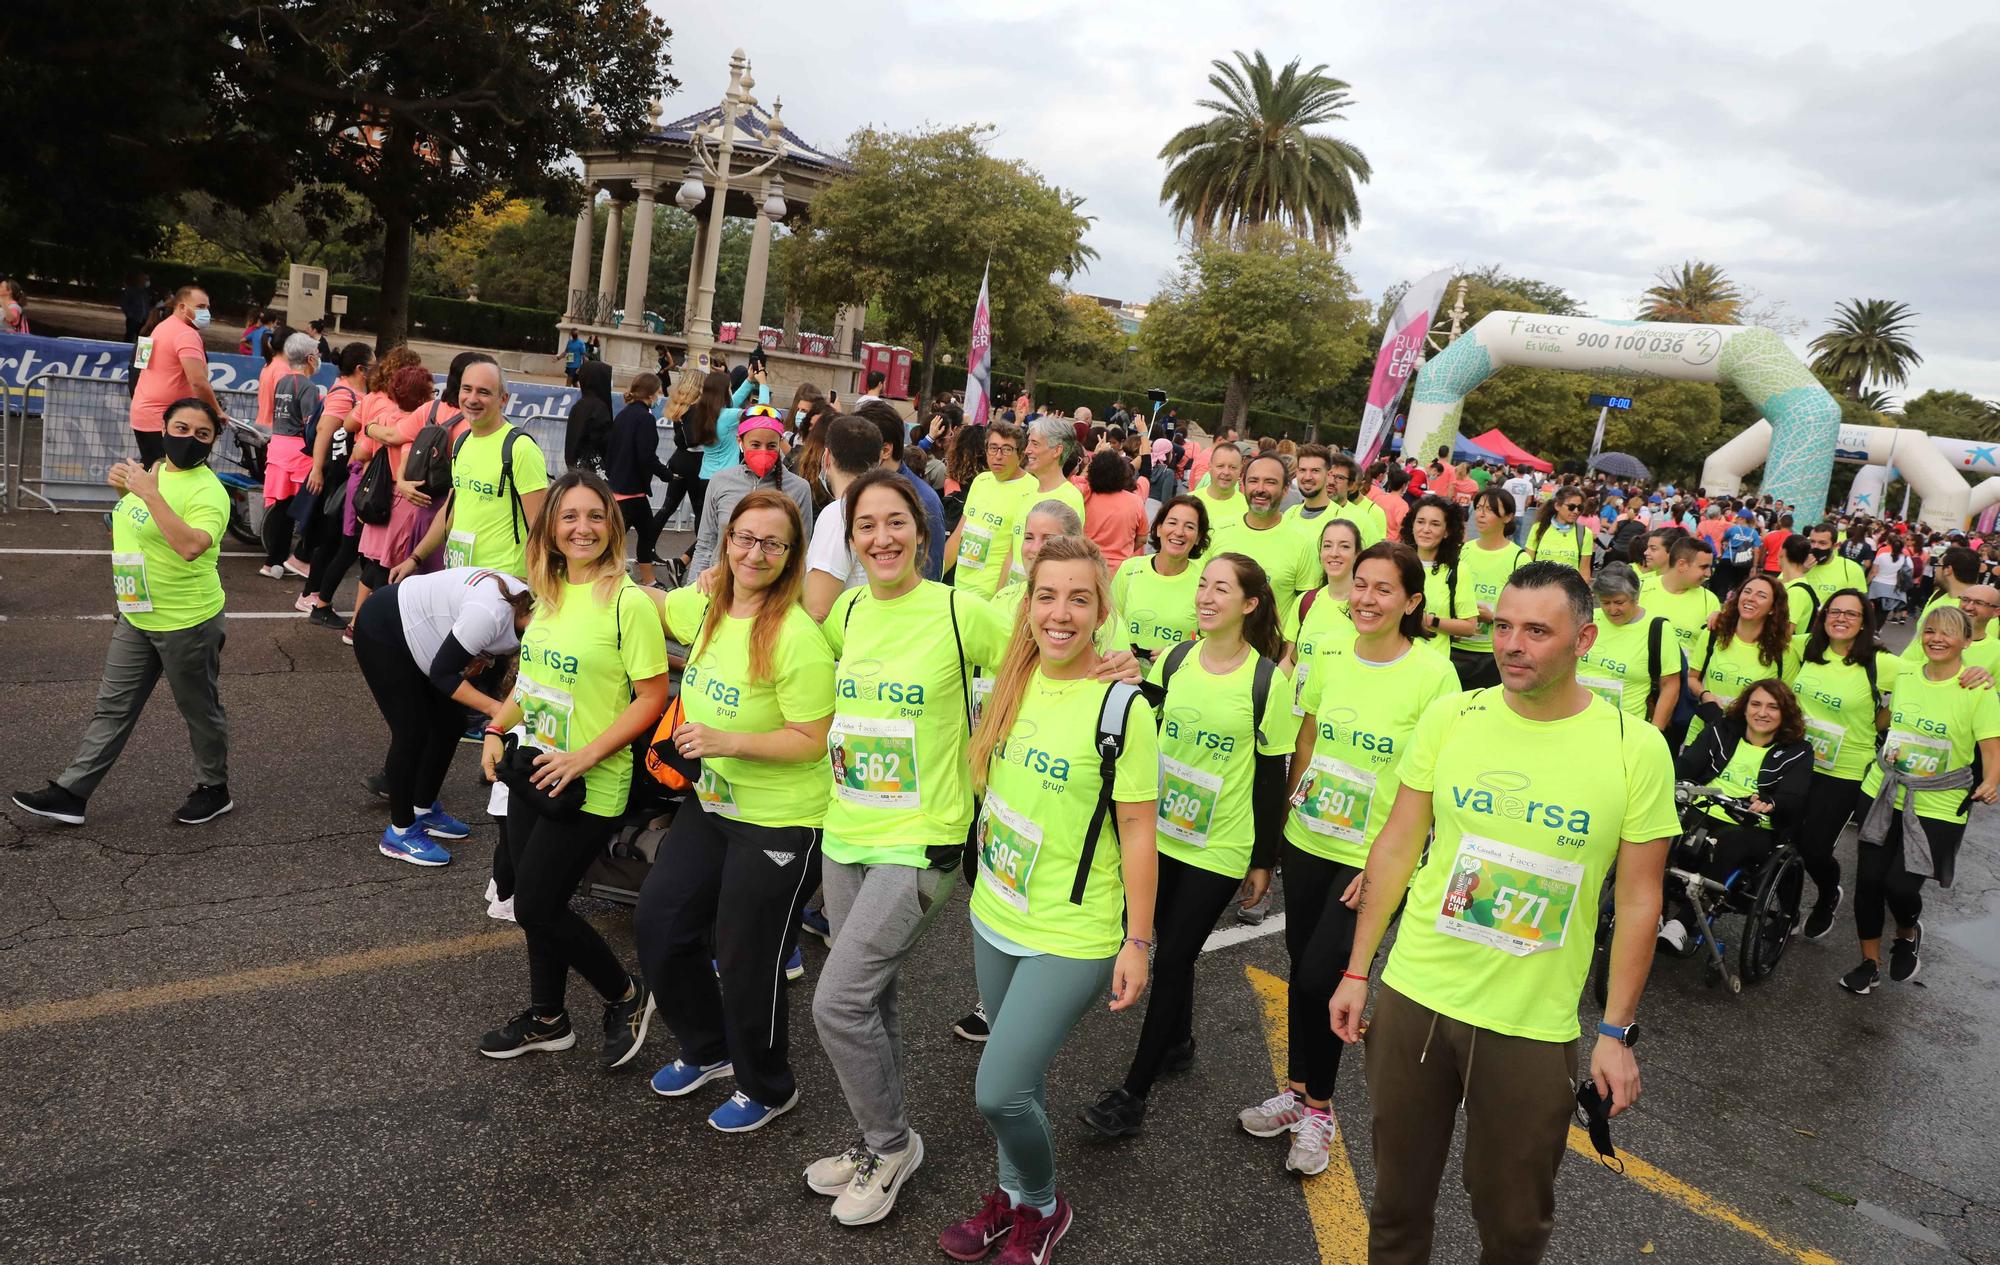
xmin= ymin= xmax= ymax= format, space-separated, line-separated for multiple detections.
xmin=526 ymin=471 xmax=627 ymax=611
xmin=696 ymin=490 xmax=807 ymax=685
xmin=968 ymin=534 xmax=1112 ymax=791
xmin=684 ymin=369 xmax=733 ymax=447
xmin=1714 ymin=574 xmax=1792 ymax=669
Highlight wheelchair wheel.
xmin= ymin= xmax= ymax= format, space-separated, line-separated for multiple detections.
xmin=1739 ymin=847 xmax=1804 ymax=985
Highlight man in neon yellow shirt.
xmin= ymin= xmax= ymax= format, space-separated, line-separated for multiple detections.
xmin=1280 ymin=443 xmax=1335 ymax=539
xmin=1322 ymin=452 xmax=1387 ymax=548
xmin=1799 ymin=522 xmax=1867 ymax=607
xmin=1192 ymin=442 xmax=1246 ymax=532
xmin=1329 ymin=562 xmax=1678 ymax=1264
xmin=942 ymin=419 xmax=1027 ymax=599
xmin=1648 ymin=535 xmax=1721 ymax=662
xmin=403 ymin=358 xmax=550 ymax=580
xmin=1212 ymin=453 xmax=1313 ymax=605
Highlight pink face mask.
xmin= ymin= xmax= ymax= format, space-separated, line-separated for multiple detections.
xmin=744 ymin=449 xmax=779 ymax=479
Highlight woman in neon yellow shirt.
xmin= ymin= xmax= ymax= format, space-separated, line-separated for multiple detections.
xmin=996 ymin=416 xmax=1083 ymax=583
xmin=1250 ymin=541 xmax=1459 ymax=1175
xmin=1280 ymin=517 xmax=1362 ymax=715
xmin=1526 ymin=486 xmax=1593 ymax=581
xmin=474 ymin=471 xmax=671 ymax=1067
xmin=1578 ymin=562 xmax=1679 ymax=730
xmin=637 ymin=490 xmax=836 ymax=1133
xmin=1448 ymin=487 xmax=1527 ymax=689
xmin=1080 ymin=551 xmax=1298 ymax=1142
xmin=1686 ymin=574 xmax=1797 ymax=747
xmin=805 ymin=470 xmax=1012 ymax=1225
xmin=1110 ymin=495 xmax=1209 ymax=661
xmin=939 ymin=535 xmax=1157 ymax=1264
xmin=1399 ymin=494 xmax=1474 ymax=657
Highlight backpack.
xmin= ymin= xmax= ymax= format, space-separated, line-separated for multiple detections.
xmin=401 ymin=402 xmax=462 ymax=498
xmin=352 ymin=445 xmax=396 ymax=526
xmin=1066 ymin=680 xmax=1150 ymax=905
xmin=449 ymin=425 xmax=529 ymax=544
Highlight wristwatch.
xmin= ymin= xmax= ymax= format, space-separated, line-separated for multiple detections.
xmin=1597 ymin=1020 xmax=1640 ymax=1047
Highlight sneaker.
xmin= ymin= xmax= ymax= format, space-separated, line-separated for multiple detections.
xmin=1162 ymin=1037 xmax=1197 ymax=1076
xmin=174 ymin=783 xmax=234 ymax=825
xmin=294 ymin=593 xmax=318 ymax=614
xmin=650 ymin=1058 xmax=733 ymax=1098
xmin=800 ymin=904 xmax=833 ymax=945
xmin=1802 ymin=884 xmax=1843 ymax=940
xmin=1838 ymin=958 xmax=1881 ymax=995
xmin=1285 ymin=1108 xmax=1338 ymax=1176
xmin=806 ymin=1142 xmax=873 ymax=1196
xmin=363 ymin=771 xmax=389 ymax=800
xmin=831 ymin=1133 xmax=925 ymax=1227
xmin=12 ymin=782 xmax=87 ymax=826
xmin=487 ymin=895 xmax=516 ymax=922
xmin=1889 ymin=923 xmax=1922 ymax=983
xmin=378 ymin=823 xmax=451 ymax=867
xmin=283 ymin=556 xmax=310 ymax=578
xmin=307 ymin=604 xmax=346 ymax=630
xmin=479 ymin=1008 xmax=575 ymax=1059
xmin=995 ymin=1193 xmax=1071 ymax=1265
xmin=953 ymin=1002 xmax=991 ymax=1043
xmin=1237 ymin=889 xmax=1272 ymax=925
xmin=256 ymin=563 xmax=287 ymax=580
xmin=939 ymin=1190 xmax=1017 ymax=1262
xmin=600 ymin=974 xmax=655 ymax=1070
xmin=1078 ymin=1086 xmax=1146 ymax=1138
xmin=414 ymin=802 xmax=472 ymax=840
xmin=1239 ymin=1088 xmax=1307 ymax=1138
xmin=786 ymin=946 xmax=806 ymax=982
xmin=708 ymin=1088 xmax=799 ymax=1133
xmin=459 ymin=722 xmax=487 ymax=745
xmin=1656 ymin=917 xmax=1688 ymax=953
xmin=341 ymin=623 xmax=355 ymax=647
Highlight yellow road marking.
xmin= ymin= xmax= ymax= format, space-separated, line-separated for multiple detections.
xmin=1246 ymin=964 xmax=1369 ymax=1265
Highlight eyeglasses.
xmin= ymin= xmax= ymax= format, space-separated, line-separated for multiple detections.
xmin=727 ymin=530 xmax=792 ymax=557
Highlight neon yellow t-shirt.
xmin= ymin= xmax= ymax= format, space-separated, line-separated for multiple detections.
xmin=1702 ymin=739 xmax=1768 ymax=825
xmin=821 ymin=581 xmax=1011 ymax=863
xmin=1328 ymin=496 xmax=1387 ymax=549
xmin=448 ymin=425 xmax=550 ymax=578
xmin=1005 ymin=478 xmax=1085 ymax=580
xmin=1792 ymin=650 xmax=1898 ymax=781
xmin=662 ymin=586 xmax=835 ymax=827
xmin=1148 ymin=647 xmax=1298 ymax=879
xmin=1861 ymin=667 xmax=2000 ymax=822
xmin=1212 ymin=515 xmax=1315 ymax=606
xmin=952 ymin=470 xmax=1030 ymax=599
xmin=1382 ymin=689 xmax=1680 ymax=1042
xmin=109 ymin=467 xmax=229 ymax=633
xmin=1527 ymin=521 xmax=1591 ymax=571
xmin=1281 ymin=586 xmax=1356 ymax=716
xmin=514 ymin=578 xmax=669 ymax=818
xmin=1111 ymin=554 xmax=1201 ymax=655
xmin=1648 ymin=581 xmax=1721 ymax=663
xmin=1785 ymin=580 xmax=1821 ymax=634
xmin=1193 ymin=485 xmax=1247 ymax=533
xmin=1801 ymin=556 xmax=1867 ymax=607
xmin=1578 ymin=611 xmax=1669 ymax=719
xmin=971 ymin=671 xmax=1160 ymax=959
xmin=1449 ymin=541 xmax=1527 ymax=654
xmin=1418 ymin=559 xmax=1454 ymax=658
xmin=1286 ymin=643 xmax=1459 ymax=866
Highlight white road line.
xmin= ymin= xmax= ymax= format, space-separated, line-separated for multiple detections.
xmin=1202 ymin=912 xmax=1286 ymax=954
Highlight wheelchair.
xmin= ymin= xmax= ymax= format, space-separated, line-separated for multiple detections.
xmin=1591 ymin=781 xmax=1805 ymax=1000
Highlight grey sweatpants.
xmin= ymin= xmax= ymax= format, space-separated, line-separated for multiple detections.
xmin=58 ymin=613 xmax=228 ymax=798
xmin=811 ymin=856 xmax=957 ymax=1154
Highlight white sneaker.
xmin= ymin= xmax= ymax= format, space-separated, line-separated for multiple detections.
xmin=256 ymin=564 xmax=287 ymax=580
xmin=484 ymin=877 xmax=499 ymax=904
xmin=1239 ymin=1088 xmax=1306 ymax=1138
xmin=1285 ymin=1109 xmax=1338 ymax=1176
xmin=830 ymin=1133 xmax=924 ymax=1227
xmin=1656 ymin=918 xmax=1687 ymax=953
xmin=805 ymin=1142 xmax=872 ymax=1196
xmin=487 ymin=896 xmax=516 ymax=922
xmin=294 ymin=594 xmax=317 ymax=614
xmin=283 ymin=556 xmax=310 ymax=578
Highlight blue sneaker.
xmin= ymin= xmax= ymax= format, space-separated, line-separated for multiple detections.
xmin=414 ymin=802 xmax=471 ymax=840
xmin=799 ymin=905 xmax=832 ymax=945
xmin=650 ymin=1058 xmax=733 ymax=1098
xmin=786 ymin=946 xmax=806 ymax=982
xmin=708 ymin=1088 xmax=799 ymax=1133
xmin=379 ymin=824 xmax=451 ymax=867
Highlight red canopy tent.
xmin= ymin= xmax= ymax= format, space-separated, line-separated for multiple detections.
xmin=1468 ymin=428 xmax=1552 ymax=473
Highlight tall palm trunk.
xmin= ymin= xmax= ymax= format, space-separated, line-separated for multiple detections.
xmin=1222 ymin=370 xmax=1251 ymax=429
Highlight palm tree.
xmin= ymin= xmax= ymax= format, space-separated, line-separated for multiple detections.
xmin=1158 ymin=51 xmax=1371 ymax=247
xmin=1809 ymin=299 xmax=1922 ymax=397
xmin=1639 ymin=261 xmax=1743 ymax=324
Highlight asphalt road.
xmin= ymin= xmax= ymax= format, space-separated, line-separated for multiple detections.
xmin=2 ymin=508 xmax=1997 ymax=1265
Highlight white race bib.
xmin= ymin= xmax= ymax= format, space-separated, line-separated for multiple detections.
xmin=693 ymin=765 xmax=739 ymax=816
xmin=976 ymin=791 xmax=1043 ymax=913
xmin=445 ymin=529 xmax=476 ymax=570
xmin=516 ymin=678 xmax=576 ymax=752
xmin=1804 ymin=716 xmax=1845 ymax=773
xmin=830 ymin=715 xmax=920 ymax=808
xmin=1156 ymin=756 xmax=1223 ymax=847
xmin=111 ymin=551 xmax=153 ymax=614
xmin=1434 ymin=832 xmax=1585 ymax=957
xmin=1292 ymin=753 xmax=1376 ymax=844
xmin=958 ymin=522 xmax=994 ymax=571
xmin=1885 ymin=729 xmax=1951 ymax=778
xmin=1578 ymin=673 xmax=1625 ymax=711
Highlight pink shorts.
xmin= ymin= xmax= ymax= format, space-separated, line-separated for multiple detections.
xmin=262 ymin=435 xmax=312 ymax=506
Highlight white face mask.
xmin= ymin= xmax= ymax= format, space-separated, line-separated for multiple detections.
xmin=190 ymin=307 xmax=213 ymax=329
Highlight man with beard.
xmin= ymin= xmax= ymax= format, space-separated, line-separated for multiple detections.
xmin=1212 ymin=452 xmax=1313 ymax=606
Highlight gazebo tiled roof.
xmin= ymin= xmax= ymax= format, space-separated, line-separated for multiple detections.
xmin=651 ymin=101 xmax=849 ymax=174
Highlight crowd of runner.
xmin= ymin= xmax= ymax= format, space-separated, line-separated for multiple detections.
xmin=11 ymin=317 xmax=1998 ymax=1264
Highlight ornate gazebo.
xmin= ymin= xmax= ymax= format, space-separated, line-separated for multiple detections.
xmin=562 ymin=49 xmax=867 ymax=392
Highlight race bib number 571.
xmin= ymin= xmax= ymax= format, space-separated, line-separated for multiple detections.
xmin=1435 ymin=832 xmax=1584 ymax=957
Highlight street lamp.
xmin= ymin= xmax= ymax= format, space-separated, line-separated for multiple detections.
xmin=674 ymin=161 xmax=704 ymax=212
xmin=676 ymin=49 xmax=790 ymax=348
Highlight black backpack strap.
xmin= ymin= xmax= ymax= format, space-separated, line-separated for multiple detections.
xmin=1699 ymin=627 xmax=1719 ymax=678
xmin=1446 ymin=557 xmax=1460 ymax=619
xmin=499 ymin=427 xmax=524 ymax=543
xmin=1250 ymin=653 xmax=1276 ymax=747
xmin=842 ymin=588 xmax=863 ymax=633
xmin=1143 ymin=638 xmax=1198 ymax=708
xmin=948 ymin=590 xmax=971 ymax=732
xmin=1070 ymin=680 xmax=1144 ymax=906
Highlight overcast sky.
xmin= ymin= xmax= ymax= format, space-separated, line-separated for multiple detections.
xmin=653 ymin=1 xmax=1998 ymax=403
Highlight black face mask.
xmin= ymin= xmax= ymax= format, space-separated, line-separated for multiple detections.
xmin=1810 ymin=546 xmax=1833 ymax=563
xmin=164 ymin=434 xmax=213 ymax=469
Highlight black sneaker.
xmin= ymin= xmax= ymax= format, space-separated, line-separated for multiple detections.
xmin=600 ymin=974 xmax=656 ymax=1070
xmin=1078 ymin=1087 xmax=1146 ymax=1138
xmin=1802 ymin=885 xmax=1843 ymax=940
xmin=479 ymin=1008 xmax=575 ymax=1059
xmin=1162 ymin=1037 xmax=1197 ymax=1076
xmin=12 ymin=782 xmax=87 ymax=826
xmin=362 ymin=771 xmax=389 ymax=800
xmin=307 ymin=604 xmax=346 ymax=630
xmin=1889 ymin=924 xmax=1922 ymax=983
xmin=174 ymin=783 xmax=234 ymax=825
xmin=1838 ymin=958 xmax=1880 ymax=995
xmin=952 ymin=1002 xmax=990 ymax=1043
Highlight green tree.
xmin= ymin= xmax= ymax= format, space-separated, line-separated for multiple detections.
xmin=1140 ymin=224 xmax=1368 ymax=428
xmin=1639 ymin=261 xmax=1744 ymax=324
xmin=172 ymin=187 xmax=378 ymax=278
xmin=1808 ymin=299 xmax=1923 ymax=398
xmin=788 ymin=124 xmax=1091 ymax=405
xmin=1004 ymin=290 xmax=1131 ymax=398
xmin=1158 ymin=51 xmax=1371 ymax=247
xmin=1904 ymin=389 xmax=2000 ymax=441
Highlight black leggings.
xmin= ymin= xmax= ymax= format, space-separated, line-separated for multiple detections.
xmin=618 ymin=495 xmax=662 ymax=565
xmin=1854 ymin=814 xmax=1958 ymax=941
xmin=1122 ymin=853 xmax=1242 ymax=1097
xmin=310 ymin=527 xmax=361 ymax=605
xmin=503 ymin=799 xmax=627 ymax=1014
xmin=351 ymin=586 xmax=463 ymax=829
xmin=1797 ymin=772 xmax=1864 ymax=900
xmin=658 ymin=474 xmax=707 ymax=548
xmin=1282 ymin=842 xmax=1365 ymax=1103
xmin=263 ymin=494 xmax=297 ymax=565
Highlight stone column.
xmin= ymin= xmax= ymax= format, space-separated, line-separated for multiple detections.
xmin=564 ymin=197 xmax=594 ymax=322
xmin=739 ymin=203 xmax=775 ymax=336
xmin=621 ymin=179 xmax=657 ymax=327
xmin=596 ymin=199 xmax=625 ymax=320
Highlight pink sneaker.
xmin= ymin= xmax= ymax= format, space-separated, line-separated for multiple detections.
xmin=996 ymin=1193 xmax=1072 ymax=1265
xmin=939 ymin=1189 xmax=1016 ymax=1262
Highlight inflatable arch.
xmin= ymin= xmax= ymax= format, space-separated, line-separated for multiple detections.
xmin=1403 ymin=313 xmax=1843 ymax=523
xmin=1703 ymin=419 xmax=1970 ymax=531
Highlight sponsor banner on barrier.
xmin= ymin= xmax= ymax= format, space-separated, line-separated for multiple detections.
xmin=0 ymin=332 xmax=578 ymax=422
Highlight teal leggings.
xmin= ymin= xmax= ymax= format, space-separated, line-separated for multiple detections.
xmin=971 ymin=930 xmax=1115 ymax=1208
